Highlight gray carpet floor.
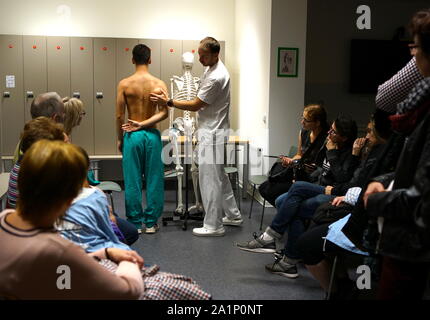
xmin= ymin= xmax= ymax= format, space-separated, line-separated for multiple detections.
xmin=111 ymin=186 xmax=324 ymax=300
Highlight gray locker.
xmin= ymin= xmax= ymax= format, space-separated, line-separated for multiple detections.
xmin=70 ymin=37 xmax=94 ymax=154
xmin=0 ymin=35 xmax=24 ymax=156
xmin=116 ymin=38 xmax=138 ymax=84
xmin=47 ymin=37 xmax=70 ymax=98
xmin=160 ymin=40 xmax=182 ymax=133
xmin=139 ymin=39 xmax=161 ymax=79
xmin=94 ymin=38 xmax=117 ymax=155
xmin=23 ymin=36 xmax=47 ymax=123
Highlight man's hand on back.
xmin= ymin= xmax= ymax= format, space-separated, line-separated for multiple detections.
xmin=122 ymin=119 xmax=144 ymax=132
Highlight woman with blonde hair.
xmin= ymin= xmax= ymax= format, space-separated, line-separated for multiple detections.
xmin=62 ymin=97 xmax=85 ymax=136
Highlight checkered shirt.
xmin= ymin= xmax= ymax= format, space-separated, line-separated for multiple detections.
xmin=376 ymin=57 xmax=423 ymax=113
xmin=98 ymin=259 xmax=211 ymax=300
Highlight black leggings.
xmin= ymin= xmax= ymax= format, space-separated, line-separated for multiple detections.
xmin=296 ymin=223 xmax=352 ymax=265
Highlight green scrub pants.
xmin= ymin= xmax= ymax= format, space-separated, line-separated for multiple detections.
xmin=122 ymin=129 xmax=164 ymax=228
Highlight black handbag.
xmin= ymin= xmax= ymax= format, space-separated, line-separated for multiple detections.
xmin=268 ymin=161 xmax=293 ymax=183
xmin=311 ymin=202 xmax=354 ymax=225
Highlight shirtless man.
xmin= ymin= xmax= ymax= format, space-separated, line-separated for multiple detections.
xmin=116 ymin=44 xmax=168 ymax=234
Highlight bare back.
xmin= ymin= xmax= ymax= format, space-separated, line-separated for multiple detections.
xmin=121 ymin=72 xmax=166 ymax=128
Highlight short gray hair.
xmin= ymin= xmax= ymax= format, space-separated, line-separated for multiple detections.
xmin=30 ymin=92 xmax=64 ymax=122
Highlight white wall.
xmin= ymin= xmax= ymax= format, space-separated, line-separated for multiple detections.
xmin=235 ymin=0 xmax=272 ymax=176
xmin=268 ymin=0 xmax=307 ymax=170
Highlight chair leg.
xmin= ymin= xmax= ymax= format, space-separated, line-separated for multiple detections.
xmin=259 ymin=199 xmax=266 ymax=231
xmin=249 ymin=184 xmax=256 ymax=219
xmin=327 ymin=256 xmax=338 ymax=300
xmin=236 ymin=173 xmax=241 ymax=211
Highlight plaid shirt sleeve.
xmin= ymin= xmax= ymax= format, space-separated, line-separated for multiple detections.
xmin=375 ymin=57 xmax=423 ymax=114
xmin=344 ymin=187 xmax=362 ymax=206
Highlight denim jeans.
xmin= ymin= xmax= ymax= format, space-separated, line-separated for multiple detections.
xmin=270 ymin=181 xmax=334 ymax=259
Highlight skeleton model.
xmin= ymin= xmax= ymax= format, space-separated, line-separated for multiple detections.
xmin=169 ymin=52 xmax=202 ymax=215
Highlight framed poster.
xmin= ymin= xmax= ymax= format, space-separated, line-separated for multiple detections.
xmin=277 ymin=47 xmax=299 ymax=77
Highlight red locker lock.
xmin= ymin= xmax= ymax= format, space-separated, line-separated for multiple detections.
xmin=56 ymin=46 xmax=61 ymax=50
xmin=192 ymin=50 xmax=195 ymax=53
xmin=33 ymin=45 xmax=37 ymax=49
xmin=170 ymin=48 xmax=174 ymax=53
xmin=80 ymin=46 xmax=85 ymax=50
xmin=102 ymin=47 xmax=108 ymax=51
xmin=125 ymin=48 xmax=129 ymax=52
xmin=8 ymin=44 xmax=13 ymax=49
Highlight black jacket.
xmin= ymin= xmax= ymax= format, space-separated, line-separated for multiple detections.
xmin=341 ymin=132 xmax=405 ymax=251
xmin=331 ymin=144 xmax=385 ymax=196
xmin=310 ymin=146 xmax=358 ymax=187
xmin=366 ymin=108 xmax=430 ymax=262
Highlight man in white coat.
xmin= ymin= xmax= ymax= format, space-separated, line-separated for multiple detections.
xmin=150 ymin=37 xmax=242 ymax=237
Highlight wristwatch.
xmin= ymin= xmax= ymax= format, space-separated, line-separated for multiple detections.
xmin=167 ymin=99 xmax=174 ymax=107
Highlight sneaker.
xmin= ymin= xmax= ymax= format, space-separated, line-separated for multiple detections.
xmin=192 ymin=226 xmax=225 ymax=237
xmin=145 ymin=224 xmax=160 ymax=234
xmin=235 ymin=232 xmax=276 ymax=253
xmin=265 ymin=258 xmax=299 ymax=279
xmin=222 ymin=216 xmax=243 ymax=226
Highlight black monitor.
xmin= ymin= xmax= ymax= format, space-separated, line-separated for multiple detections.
xmin=349 ymin=39 xmax=411 ymax=94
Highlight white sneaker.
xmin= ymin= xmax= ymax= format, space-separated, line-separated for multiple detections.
xmin=145 ymin=224 xmax=160 ymax=234
xmin=192 ymin=226 xmax=225 ymax=237
xmin=222 ymin=216 xmax=243 ymax=226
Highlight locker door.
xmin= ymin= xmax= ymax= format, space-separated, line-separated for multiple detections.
xmin=139 ymin=39 xmax=161 ymax=79
xmin=0 ymin=35 xmax=24 ymax=156
xmin=160 ymin=40 xmax=182 ymax=133
xmin=94 ymin=38 xmax=116 ymax=155
xmin=70 ymin=37 xmax=94 ymax=155
xmin=116 ymin=38 xmax=138 ymax=84
xmin=47 ymin=37 xmax=70 ymax=98
xmin=23 ymin=36 xmax=47 ymax=123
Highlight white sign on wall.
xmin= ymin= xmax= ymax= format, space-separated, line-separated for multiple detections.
xmin=6 ymin=75 xmax=15 ymax=88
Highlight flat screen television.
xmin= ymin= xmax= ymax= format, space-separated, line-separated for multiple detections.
xmin=349 ymin=39 xmax=411 ymax=94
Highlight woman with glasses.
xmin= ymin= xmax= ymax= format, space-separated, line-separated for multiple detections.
xmin=62 ymin=97 xmax=86 ymax=136
xmin=237 ymin=115 xmax=359 ymax=278
xmin=259 ymin=103 xmax=330 ymax=207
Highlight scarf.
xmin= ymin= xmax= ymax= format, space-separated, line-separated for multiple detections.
xmin=390 ymin=78 xmax=430 ymax=134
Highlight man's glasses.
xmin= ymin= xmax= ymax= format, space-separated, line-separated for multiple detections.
xmin=408 ymin=44 xmax=421 ymax=53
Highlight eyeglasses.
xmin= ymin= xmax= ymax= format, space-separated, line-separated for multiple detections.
xmin=408 ymin=44 xmax=421 ymax=52
xmin=328 ymin=128 xmax=338 ymax=135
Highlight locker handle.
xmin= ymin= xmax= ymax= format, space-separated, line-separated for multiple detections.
xmin=3 ymin=92 xmax=10 ymax=98
xmin=26 ymin=91 xmax=34 ymax=98
xmin=73 ymin=92 xmax=81 ymax=99
xmin=96 ymin=92 xmax=103 ymax=99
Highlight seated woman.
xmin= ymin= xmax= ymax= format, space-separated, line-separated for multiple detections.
xmin=0 ymin=140 xmax=144 ymax=299
xmin=6 ymin=117 xmax=66 ymax=209
xmin=59 ymin=147 xmax=134 ymax=252
xmin=236 ymin=115 xmax=358 ymax=277
xmin=259 ymin=103 xmax=329 ymax=206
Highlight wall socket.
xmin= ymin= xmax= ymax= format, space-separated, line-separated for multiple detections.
xmin=257 ymin=148 xmax=262 ymax=156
